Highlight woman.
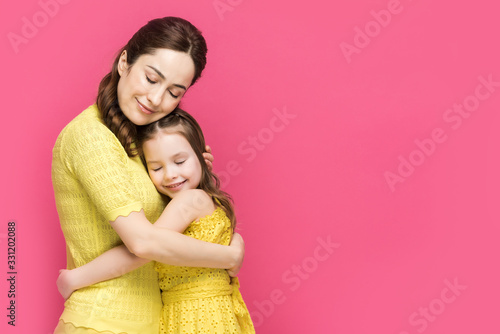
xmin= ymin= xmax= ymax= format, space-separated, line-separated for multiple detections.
xmin=52 ymin=17 xmax=244 ymax=334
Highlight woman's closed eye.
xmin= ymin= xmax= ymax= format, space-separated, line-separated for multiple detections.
xmin=175 ymin=160 xmax=185 ymax=165
xmin=146 ymin=76 xmax=179 ymax=98
xmin=145 ymin=75 xmax=157 ymax=84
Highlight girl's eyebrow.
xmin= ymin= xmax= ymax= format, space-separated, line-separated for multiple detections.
xmin=146 ymin=65 xmax=187 ymax=91
xmin=171 ymin=152 xmax=188 ymax=158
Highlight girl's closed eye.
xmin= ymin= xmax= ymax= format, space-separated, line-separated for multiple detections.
xmin=175 ymin=160 xmax=186 ymax=165
xmin=150 ymin=166 xmax=162 ymax=172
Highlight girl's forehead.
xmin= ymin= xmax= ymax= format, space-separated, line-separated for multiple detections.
xmin=151 ymin=130 xmax=185 ymax=143
xmin=158 ymin=123 xmax=185 ymax=135
xmin=144 ymin=129 xmax=191 ymax=153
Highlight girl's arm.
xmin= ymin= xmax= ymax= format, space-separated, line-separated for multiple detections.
xmin=57 ymin=190 xmax=236 ymax=299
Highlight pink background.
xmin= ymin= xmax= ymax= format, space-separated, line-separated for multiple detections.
xmin=1 ymin=0 xmax=500 ymax=333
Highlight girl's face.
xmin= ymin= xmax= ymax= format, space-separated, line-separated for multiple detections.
xmin=143 ymin=129 xmax=202 ymax=198
xmin=117 ymin=49 xmax=195 ymax=126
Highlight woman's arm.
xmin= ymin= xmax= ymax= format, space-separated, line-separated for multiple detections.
xmin=57 ymin=190 xmax=243 ymax=299
xmin=112 ymin=187 xmax=241 ymax=267
xmin=114 ymin=212 xmax=241 ymax=268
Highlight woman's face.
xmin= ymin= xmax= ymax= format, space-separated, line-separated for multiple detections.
xmin=143 ymin=129 xmax=202 ymax=199
xmin=117 ymin=49 xmax=195 ymax=126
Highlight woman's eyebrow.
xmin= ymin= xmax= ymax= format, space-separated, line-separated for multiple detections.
xmin=146 ymin=65 xmax=165 ymax=79
xmin=146 ymin=65 xmax=187 ymax=91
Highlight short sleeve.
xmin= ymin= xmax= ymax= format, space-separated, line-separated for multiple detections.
xmin=184 ymin=208 xmax=232 ymax=244
xmin=59 ymin=116 xmax=143 ymax=222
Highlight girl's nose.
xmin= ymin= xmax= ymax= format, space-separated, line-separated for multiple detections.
xmin=165 ymin=167 xmax=178 ymax=181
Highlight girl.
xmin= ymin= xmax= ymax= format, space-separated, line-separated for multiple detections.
xmin=52 ymin=17 xmax=245 ymax=334
xmin=58 ymin=109 xmax=255 ymax=333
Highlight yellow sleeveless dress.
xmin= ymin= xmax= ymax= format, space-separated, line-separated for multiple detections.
xmin=155 ymin=207 xmax=255 ymax=334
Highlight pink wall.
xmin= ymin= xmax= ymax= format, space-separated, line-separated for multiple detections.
xmin=1 ymin=0 xmax=500 ymax=333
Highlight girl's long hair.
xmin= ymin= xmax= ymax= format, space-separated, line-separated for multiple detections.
xmin=96 ymin=17 xmax=208 ymax=156
xmin=137 ymin=109 xmax=237 ymax=230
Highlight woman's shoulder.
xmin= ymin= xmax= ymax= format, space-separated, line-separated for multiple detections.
xmin=53 ymin=104 xmax=127 ymax=165
xmin=57 ymin=104 xmax=105 ymax=137
xmin=55 ymin=104 xmax=120 ymax=148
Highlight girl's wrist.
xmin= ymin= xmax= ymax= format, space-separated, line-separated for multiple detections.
xmin=57 ymin=268 xmax=78 ymax=300
xmin=67 ymin=267 xmax=84 ymax=290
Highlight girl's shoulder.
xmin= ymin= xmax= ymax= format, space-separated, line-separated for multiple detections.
xmin=168 ymin=189 xmax=216 ymax=220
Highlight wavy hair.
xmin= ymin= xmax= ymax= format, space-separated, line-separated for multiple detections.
xmin=96 ymin=17 xmax=208 ymax=156
xmin=137 ymin=108 xmax=237 ymax=230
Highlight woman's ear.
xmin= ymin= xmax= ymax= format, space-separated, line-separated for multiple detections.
xmin=117 ymin=50 xmax=129 ymax=76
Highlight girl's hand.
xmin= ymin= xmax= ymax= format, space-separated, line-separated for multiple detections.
xmin=57 ymin=269 xmax=76 ymax=301
xmin=227 ymin=232 xmax=245 ymax=277
xmin=203 ymin=145 xmax=214 ymax=171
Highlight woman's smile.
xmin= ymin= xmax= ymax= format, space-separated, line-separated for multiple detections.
xmin=136 ymin=99 xmax=157 ymax=115
xmin=116 ymin=49 xmax=195 ymax=126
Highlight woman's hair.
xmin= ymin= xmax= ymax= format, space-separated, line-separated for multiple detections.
xmin=137 ymin=108 xmax=237 ymax=231
xmin=96 ymin=17 xmax=208 ymax=156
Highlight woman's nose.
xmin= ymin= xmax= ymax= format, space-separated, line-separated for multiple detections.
xmin=147 ymin=88 xmax=163 ymax=107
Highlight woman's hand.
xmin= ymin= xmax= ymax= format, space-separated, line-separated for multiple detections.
xmin=203 ymin=145 xmax=214 ymax=171
xmin=227 ymin=232 xmax=245 ymax=277
xmin=57 ymin=269 xmax=77 ymax=301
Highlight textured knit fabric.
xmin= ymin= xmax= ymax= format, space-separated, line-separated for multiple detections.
xmin=53 ymin=319 xmax=119 ymax=334
xmin=156 ymin=207 xmax=255 ymax=334
xmin=52 ymin=104 xmax=165 ymax=334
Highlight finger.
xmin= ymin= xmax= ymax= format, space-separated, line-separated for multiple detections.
xmin=205 ymin=145 xmax=212 ymax=154
xmin=205 ymin=160 xmax=213 ymax=170
xmin=202 ymin=152 xmax=214 ymax=164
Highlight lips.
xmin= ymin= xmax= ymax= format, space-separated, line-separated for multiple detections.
xmin=165 ymin=180 xmax=187 ymax=189
xmin=136 ymin=99 xmax=156 ymax=115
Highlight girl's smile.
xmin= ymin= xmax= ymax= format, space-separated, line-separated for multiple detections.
xmin=165 ymin=179 xmax=187 ymax=190
xmin=143 ymin=129 xmax=202 ymax=198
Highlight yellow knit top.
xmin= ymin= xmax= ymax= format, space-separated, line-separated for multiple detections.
xmin=52 ymin=104 xmax=165 ymax=334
